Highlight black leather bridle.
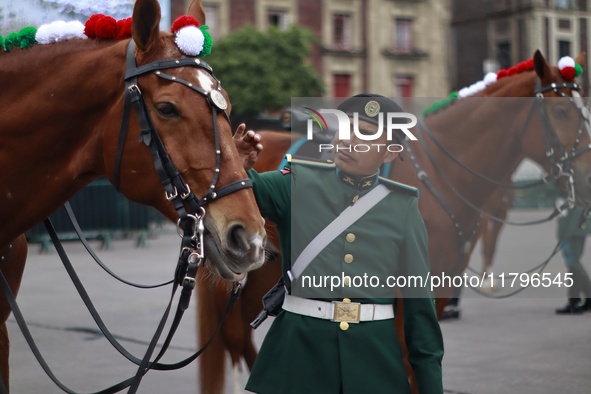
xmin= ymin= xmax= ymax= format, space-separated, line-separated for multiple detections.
xmin=525 ymin=81 xmax=591 ymax=204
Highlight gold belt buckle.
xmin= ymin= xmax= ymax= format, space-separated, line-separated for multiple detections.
xmin=331 ymin=301 xmax=361 ymax=323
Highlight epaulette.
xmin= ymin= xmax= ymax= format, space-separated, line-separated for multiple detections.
xmin=287 ymin=154 xmax=335 ymax=169
xmin=378 ymin=176 xmax=419 ymax=197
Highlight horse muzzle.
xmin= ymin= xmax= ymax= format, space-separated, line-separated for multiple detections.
xmin=203 ymin=226 xmax=266 ymax=280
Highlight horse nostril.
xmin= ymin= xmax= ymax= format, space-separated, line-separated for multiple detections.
xmin=227 ymin=224 xmax=248 ymax=252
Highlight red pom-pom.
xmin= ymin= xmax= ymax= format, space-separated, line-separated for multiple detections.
xmin=497 ymin=69 xmax=509 ymax=79
xmin=116 ymin=18 xmax=132 ymax=39
xmin=525 ymin=58 xmax=534 ymax=70
xmin=84 ymin=14 xmax=106 ymax=38
xmin=561 ymin=66 xmax=576 ymax=80
xmin=171 ymin=15 xmax=200 ymax=33
xmin=507 ymin=66 xmax=518 ymax=76
xmin=516 ymin=62 xmax=527 ymax=73
xmin=95 ymin=15 xmax=118 ymax=39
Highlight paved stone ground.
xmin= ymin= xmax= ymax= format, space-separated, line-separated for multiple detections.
xmin=5 ymin=210 xmax=591 ymax=393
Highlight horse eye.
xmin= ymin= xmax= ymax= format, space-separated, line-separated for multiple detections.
xmin=156 ymin=102 xmax=179 ymax=118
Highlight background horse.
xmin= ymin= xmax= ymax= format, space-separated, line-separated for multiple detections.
xmin=0 ymin=0 xmax=267 ymax=391
xmin=480 ymin=188 xmax=515 ymax=287
xmin=197 ymin=50 xmax=591 ymax=393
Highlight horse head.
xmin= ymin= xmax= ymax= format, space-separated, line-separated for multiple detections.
xmin=101 ymin=0 xmax=266 ymax=279
xmin=520 ymin=50 xmax=591 ymax=207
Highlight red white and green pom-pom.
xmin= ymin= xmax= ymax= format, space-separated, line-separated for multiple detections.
xmin=558 ymin=56 xmax=583 ymax=81
xmin=171 ymin=15 xmax=213 ymax=57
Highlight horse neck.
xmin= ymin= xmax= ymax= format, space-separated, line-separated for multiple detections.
xmin=416 ymin=73 xmax=537 ymax=214
xmin=0 ymin=40 xmax=127 ymax=243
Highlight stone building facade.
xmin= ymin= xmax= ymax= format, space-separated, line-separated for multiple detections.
xmin=171 ymin=0 xmax=452 ymax=99
xmin=453 ymin=0 xmax=591 ymax=93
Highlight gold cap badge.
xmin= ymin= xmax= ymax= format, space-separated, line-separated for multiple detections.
xmin=364 ymin=100 xmax=380 ymax=117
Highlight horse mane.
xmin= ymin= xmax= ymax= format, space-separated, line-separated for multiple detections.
xmin=473 ymin=69 xmax=535 ymax=98
xmin=0 ymin=39 xmax=120 ymax=72
xmin=423 ymin=62 xmax=538 ymax=117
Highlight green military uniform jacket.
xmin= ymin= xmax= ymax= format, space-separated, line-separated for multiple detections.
xmin=245 ymin=157 xmax=444 ymax=394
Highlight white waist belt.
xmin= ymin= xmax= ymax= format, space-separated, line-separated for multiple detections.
xmin=282 ymin=295 xmax=394 ymax=323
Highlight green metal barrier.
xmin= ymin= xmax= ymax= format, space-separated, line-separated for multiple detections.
xmin=26 ymin=178 xmax=164 ymax=251
xmin=512 ymin=180 xmax=562 ymax=209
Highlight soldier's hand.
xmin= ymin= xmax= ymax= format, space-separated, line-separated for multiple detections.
xmin=233 ymin=123 xmax=263 ymax=171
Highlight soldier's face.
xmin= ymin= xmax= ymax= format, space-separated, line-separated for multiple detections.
xmin=332 ymin=118 xmax=399 ymax=177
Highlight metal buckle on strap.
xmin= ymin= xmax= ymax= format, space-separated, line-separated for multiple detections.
xmin=166 ymin=187 xmax=178 ymax=201
xmin=331 ymin=300 xmax=361 ymax=323
xmin=182 ymin=276 xmax=196 ymax=290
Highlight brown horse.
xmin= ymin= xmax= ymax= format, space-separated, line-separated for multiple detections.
xmin=479 ymin=188 xmax=515 ymax=288
xmin=197 ymin=50 xmax=591 ymax=393
xmin=0 ymin=0 xmax=267 ymax=391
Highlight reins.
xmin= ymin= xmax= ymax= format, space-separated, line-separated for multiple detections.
xmin=463 ymin=207 xmax=591 ymax=299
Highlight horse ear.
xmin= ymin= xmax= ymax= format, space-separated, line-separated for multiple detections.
xmin=188 ymin=0 xmax=207 ymax=25
xmin=533 ymin=50 xmax=552 ymax=81
xmin=132 ymin=0 xmax=161 ymax=52
xmin=575 ymin=52 xmax=586 ymax=70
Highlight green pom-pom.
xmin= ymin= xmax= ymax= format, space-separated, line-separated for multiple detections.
xmin=0 ymin=35 xmax=4 ymax=51
xmin=200 ymin=25 xmax=213 ymax=57
xmin=4 ymin=32 xmax=19 ymax=51
xmin=424 ymin=92 xmax=460 ymax=118
xmin=17 ymin=26 xmax=37 ymax=49
xmin=575 ymin=63 xmax=583 ymax=77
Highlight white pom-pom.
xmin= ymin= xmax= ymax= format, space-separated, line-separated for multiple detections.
xmin=474 ymin=80 xmax=486 ymax=93
xmin=35 ymin=24 xmax=54 ymax=44
xmin=175 ymin=26 xmax=204 ymax=56
xmin=62 ymin=21 xmax=86 ymax=40
xmin=48 ymin=21 xmax=68 ymax=42
xmin=458 ymin=87 xmax=470 ymax=98
xmin=36 ymin=20 xmax=80 ymax=44
xmin=466 ymin=84 xmax=479 ymax=96
xmin=558 ymin=56 xmax=575 ymax=70
xmin=483 ymin=72 xmax=497 ymax=86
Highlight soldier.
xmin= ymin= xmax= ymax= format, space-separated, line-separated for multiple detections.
xmin=555 ymin=204 xmax=591 ymax=314
xmin=235 ymin=94 xmax=444 ymax=393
